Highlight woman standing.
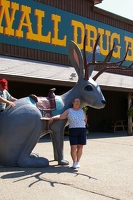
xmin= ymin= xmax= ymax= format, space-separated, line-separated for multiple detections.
xmin=49 ymin=97 xmax=87 ymax=169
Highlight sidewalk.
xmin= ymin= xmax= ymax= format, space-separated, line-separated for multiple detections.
xmin=0 ymin=132 xmax=133 ymax=200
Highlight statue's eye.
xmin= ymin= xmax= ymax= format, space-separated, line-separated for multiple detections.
xmin=84 ymin=85 xmax=93 ymax=91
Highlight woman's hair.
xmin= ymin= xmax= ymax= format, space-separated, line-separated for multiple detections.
xmin=69 ymin=98 xmax=81 ymax=108
xmin=72 ymin=97 xmax=81 ymax=105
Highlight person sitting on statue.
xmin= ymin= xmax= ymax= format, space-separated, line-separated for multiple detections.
xmin=0 ymin=78 xmax=17 ymax=113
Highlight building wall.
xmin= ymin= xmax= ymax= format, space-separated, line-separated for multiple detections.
xmin=1 ymin=0 xmax=132 ymax=132
xmin=9 ymin=80 xmax=71 ymax=99
xmin=88 ymin=90 xmax=128 ymax=132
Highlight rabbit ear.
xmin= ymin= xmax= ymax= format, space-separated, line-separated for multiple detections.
xmin=87 ymin=52 xmax=95 ymax=78
xmin=68 ymin=41 xmax=84 ymax=78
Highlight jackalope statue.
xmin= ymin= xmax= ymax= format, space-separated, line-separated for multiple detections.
xmin=0 ymin=35 xmax=132 ymax=168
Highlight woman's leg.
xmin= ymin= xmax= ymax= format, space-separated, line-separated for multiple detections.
xmin=70 ymin=145 xmax=77 ymax=162
xmin=77 ymin=144 xmax=83 ymax=162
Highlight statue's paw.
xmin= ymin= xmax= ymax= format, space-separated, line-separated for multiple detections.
xmin=58 ymin=159 xmax=69 ymax=165
xmin=18 ymin=157 xmax=49 ymax=168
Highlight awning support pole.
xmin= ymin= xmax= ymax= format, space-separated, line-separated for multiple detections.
xmin=128 ymin=92 xmax=133 ymax=136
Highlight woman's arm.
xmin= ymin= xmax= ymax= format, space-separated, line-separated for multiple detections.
xmin=11 ymin=97 xmax=17 ymax=101
xmin=49 ymin=109 xmax=69 ymax=124
xmin=83 ymin=111 xmax=88 ymax=124
xmin=0 ymin=96 xmax=15 ymax=107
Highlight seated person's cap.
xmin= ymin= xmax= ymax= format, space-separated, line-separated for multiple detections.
xmin=0 ymin=78 xmax=8 ymax=89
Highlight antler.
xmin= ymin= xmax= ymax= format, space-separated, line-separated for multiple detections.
xmin=83 ymin=34 xmax=88 ymax=80
xmin=84 ymin=34 xmax=100 ymax=80
xmin=83 ymin=35 xmax=133 ymax=81
xmin=93 ymin=45 xmax=133 ymax=80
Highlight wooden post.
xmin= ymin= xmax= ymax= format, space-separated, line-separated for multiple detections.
xmin=128 ymin=93 xmax=133 ymax=136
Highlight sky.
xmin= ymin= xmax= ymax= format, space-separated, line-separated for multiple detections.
xmin=96 ymin=0 xmax=133 ymax=20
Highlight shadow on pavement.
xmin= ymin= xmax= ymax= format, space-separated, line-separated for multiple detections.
xmin=0 ymin=164 xmax=97 ymax=188
xmin=87 ymin=131 xmax=131 ymax=139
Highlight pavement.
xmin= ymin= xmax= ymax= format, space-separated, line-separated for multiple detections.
xmin=0 ymin=132 xmax=133 ymax=200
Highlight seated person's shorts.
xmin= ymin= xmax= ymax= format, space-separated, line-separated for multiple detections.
xmin=69 ymin=128 xmax=87 ymax=145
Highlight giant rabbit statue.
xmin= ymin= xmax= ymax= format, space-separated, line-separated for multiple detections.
xmin=0 ymin=36 xmax=109 ymax=168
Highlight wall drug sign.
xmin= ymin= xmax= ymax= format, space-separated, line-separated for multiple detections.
xmin=0 ymin=0 xmax=133 ymax=65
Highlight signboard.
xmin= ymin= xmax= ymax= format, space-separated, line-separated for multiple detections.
xmin=0 ymin=0 xmax=133 ymax=65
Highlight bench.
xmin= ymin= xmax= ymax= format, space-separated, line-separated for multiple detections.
xmin=112 ymin=120 xmax=127 ymax=132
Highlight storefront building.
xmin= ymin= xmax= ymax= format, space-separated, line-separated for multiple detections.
xmin=0 ymin=0 xmax=133 ymax=133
